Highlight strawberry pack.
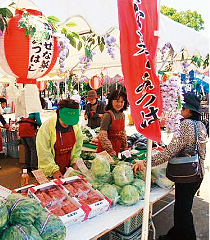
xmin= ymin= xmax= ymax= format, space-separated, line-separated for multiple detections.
xmin=56 ymin=176 xmax=112 ymax=219
xmin=28 ymin=181 xmax=87 ymax=227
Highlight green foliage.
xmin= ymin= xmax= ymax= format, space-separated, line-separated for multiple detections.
xmin=192 ymin=54 xmax=209 ymax=69
xmin=0 ymin=7 xmax=13 ymax=32
xmin=160 ymin=6 xmax=204 ymax=31
xmin=47 ymin=16 xmax=60 ymax=23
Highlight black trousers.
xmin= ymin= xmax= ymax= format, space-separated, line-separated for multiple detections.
xmin=167 ymin=178 xmax=203 ymax=240
xmin=21 ymin=137 xmax=38 ymax=171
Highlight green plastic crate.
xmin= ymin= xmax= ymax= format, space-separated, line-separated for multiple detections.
xmin=114 ymin=209 xmax=143 ymax=236
xmin=110 ymin=228 xmax=142 ymax=240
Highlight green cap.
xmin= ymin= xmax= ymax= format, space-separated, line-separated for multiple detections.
xmin=59 ymin=108 xmax=79 ymax=125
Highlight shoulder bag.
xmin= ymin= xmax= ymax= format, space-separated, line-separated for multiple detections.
xmin=166 ymin=121 xmax=203 ymax=183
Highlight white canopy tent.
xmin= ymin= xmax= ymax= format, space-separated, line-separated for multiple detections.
xmin=0 ymin=0 xmax=209 ymax=77
xmin=0 ymin=1 xmax=209 ymax=239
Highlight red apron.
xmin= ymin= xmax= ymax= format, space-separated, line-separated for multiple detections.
xmin=97 ymin=110 xmax=125 ymax=156
xmin=54 ymin=127 xmax=76 ymax=174
xmin=18 ymin=118 xmax=37 ymax=137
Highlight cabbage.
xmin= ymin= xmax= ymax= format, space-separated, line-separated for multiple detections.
xmin=113 ymin=162 xmax=134 ymax=187
xmin=0 ymin=200 xmax=8 ymax=233
xmin=100 ymin=184 xmax=119 ymax=202
xmin=131 ymin=179 xmax=145 ymax=199
xmin=35 ymin=210 xmax=66 ymax=240
xmin=91 ymin=157 xmax=110 ymax=178
xmin=112 ymin=184 xmax=122 ymax=194
xmin=90 ymin=173 xmax=112 ymax=190
xmin=1 ymin=225 xmax=42 ymax=240
xmin=6 ymin=193 xmax=43 ymax=226
xmin=118 ymin=185 xmax=139 ymax=206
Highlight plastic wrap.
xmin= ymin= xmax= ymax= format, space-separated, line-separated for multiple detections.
xmin=1 ymin=224 xmax=42 ymax=240
xmin=90 ymin=173 xmax=113 ymax=190
xmin=131 ymin=179 xmax=145 ymax=199
xmin=118 ymin=185 xmax=140 ymax=206
xmin=0 ymin=200 xmax=9 ymax=233
xmin=112 ymin=184 xmax=122 ymax=194
xmin=113 ymin=162 xmax=134 ymax=187
xmin=6 ymin=193 xmax=43 ymax=226
xmin=35 ymin=210 xmax=66 ymax=240
xmin=100 ymin=184 xmax=119 ymax=202
xmin=90 ymin=157 xmax=110 ymax=178
xmin=152 ymin=163 xmax=174 ymax=189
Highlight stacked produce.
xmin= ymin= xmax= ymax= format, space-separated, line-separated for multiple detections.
xmin=0 ymin=193 xmax=66 ymax=240
xmin=82 ymin=127 xmax=99 ymax=144
xmin=89 ymin=156 xmax=146 ymax=206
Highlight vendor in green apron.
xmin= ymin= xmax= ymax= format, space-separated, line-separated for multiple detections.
xmin=36 ymin=99 xmax=83 ymax=179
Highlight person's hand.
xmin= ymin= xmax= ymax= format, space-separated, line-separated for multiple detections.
xmin=53 ymin=170 xmax=63 ymax=179
xmin=132 ymin=160 xmax=146 ymax=174
xmin=98 ymin=114 xmax=103 ymax=118
xmin=84 ymin=115 xmax=88 ymax=120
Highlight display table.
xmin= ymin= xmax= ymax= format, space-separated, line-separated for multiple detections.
xmin=65 ymin=187 xmax=174 ymax=240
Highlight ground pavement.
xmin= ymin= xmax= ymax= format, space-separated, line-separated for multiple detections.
xmin=0 ymin=110 xmax=209 ymax=240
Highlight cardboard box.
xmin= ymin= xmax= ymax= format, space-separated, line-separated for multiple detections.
xmin=12 ymin=184 xmax=36 ymax=197
xmin=28 ymin=181 xmax=87 ymax=227
xmin=56 ymin=176 xmax=112 ymax=219
xmin=0 ymin=185 xmax=11 ymax=200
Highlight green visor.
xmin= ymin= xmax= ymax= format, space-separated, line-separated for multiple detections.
xmin=59 ymin=108 xmax=79 ymax=126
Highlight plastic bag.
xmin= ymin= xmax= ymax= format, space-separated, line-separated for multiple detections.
xmin=131 ymin=179 xmax=145 ymax=199
xmin=100 ymin=184 xmax=119 ymax=202
xmin=113 ymin=162 xmax=134 ymax=187
xmin=152 ymin=163 xmax=174 ymax=189
xmin=35 ymin=210 xmax=66 ymax=240
xmin=6 ymin=193 xmax=43 ymax=226
xmin=1 ymin=225 xmax=42 ymax=240
xmin=90 ymin=156 xmax=110 ymax=178
xmin=118 ymin=185 xmax=139 ymax=206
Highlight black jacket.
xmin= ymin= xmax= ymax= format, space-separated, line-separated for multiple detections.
xmin=85 ymin=100 xmax=105 ymax=129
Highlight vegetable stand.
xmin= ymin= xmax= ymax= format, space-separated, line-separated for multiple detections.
xmin=65 ymin=186 xmax=174 ymax=240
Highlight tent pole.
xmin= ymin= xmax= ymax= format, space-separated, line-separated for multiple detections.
xmin=141 ymin=138 xmax=152 ymax=240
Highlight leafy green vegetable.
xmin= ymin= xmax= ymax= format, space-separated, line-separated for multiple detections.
xmin=80 ymin=152 xmax=95 ymax=160
xmin=1 ymin=225 xmax=42 ymax=240
xmin=100 ymin=184 xmax=119 ymax=202
xmin=112 ymin=184 xmax=122 ymax=194
xmin=118 ymin=185 xmax=139 ymax=206
xmin=0 ymin=200 xmax=8 ymax=234
xmin=131 ymin=179 xmax=145 ymax=199
xmin=113 ymin=162 xmax=134 ymax=187
xmin=35 ymin=210 xmax=66 ymax=240
xmin=6 ymin=194 xmax=42 ymax=226
xmin=91 ymin=157 xmax=110 ymax=178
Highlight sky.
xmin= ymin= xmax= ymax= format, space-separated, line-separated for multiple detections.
xmin=160 ymin=0 xmax=209 ymax=37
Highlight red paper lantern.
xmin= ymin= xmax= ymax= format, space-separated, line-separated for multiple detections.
xmin=0 ymin=9 xmax=58 ymax=84
xmin=89 ymin=75 xmax=103 ymax=90
xmin=37 ymin=80 xmax=47 ymax=91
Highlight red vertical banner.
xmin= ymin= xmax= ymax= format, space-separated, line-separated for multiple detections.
xmin=117 ymin=0 xmax=162 ymax=142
